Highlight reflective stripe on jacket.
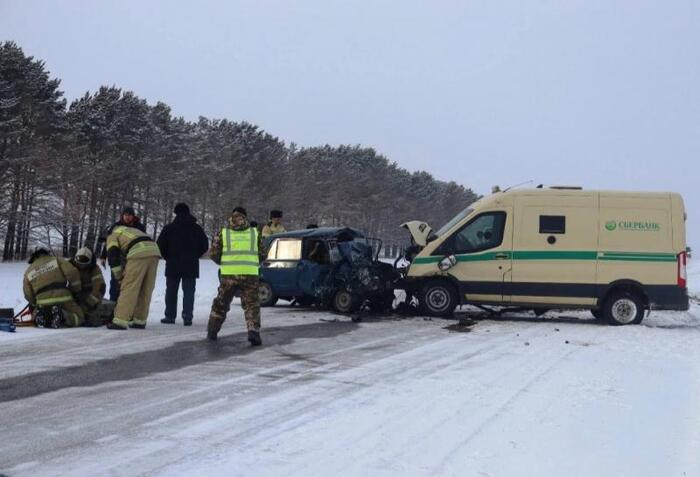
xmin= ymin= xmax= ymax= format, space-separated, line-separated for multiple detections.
xmin=107 ymin=226 xmax=161 ymax=259
xmin=220 ymin=227 xmax=259 ymax=276
xmin=106 ymin=225 xmax=161 ymax=278
xmin=23 ymin=255 xmax=81 ymax=307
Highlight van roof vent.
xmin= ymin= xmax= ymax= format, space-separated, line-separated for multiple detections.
xmin=549 ymin=186 xmax=583 ymax=190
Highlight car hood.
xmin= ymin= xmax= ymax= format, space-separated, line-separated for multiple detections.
xmin=401 ymin=221 xmax=433 ymax=247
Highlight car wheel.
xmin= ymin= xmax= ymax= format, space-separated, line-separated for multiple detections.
xmin=419 ymin=280 xmax=458 ymax=317
xmin=258 ymin=282 xmax=278 ymax=307
xmin=332 ymin=290 xmax=360 ymax=313
xmin=604 ymin=290 xmax=645 ymax=325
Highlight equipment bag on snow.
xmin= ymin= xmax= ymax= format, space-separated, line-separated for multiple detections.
xmin=0 ymin=308 xmax=17 ymax=332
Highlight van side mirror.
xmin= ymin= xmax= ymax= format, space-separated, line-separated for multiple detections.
xmin=438 ymin=255 xmax=457 ymax=271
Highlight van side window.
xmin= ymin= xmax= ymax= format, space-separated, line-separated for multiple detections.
xmin=437 ymin=212 xmax=506 ymax=255
xmin=539 ymin=215 xmax=566 ymax=234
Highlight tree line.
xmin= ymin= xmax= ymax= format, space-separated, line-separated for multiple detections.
xmin=0 ymin=41 xmax=479 ymax=261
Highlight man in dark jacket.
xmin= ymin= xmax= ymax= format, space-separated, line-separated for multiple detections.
xmin=157 ymin=203 xmax=209 ymax=326
xmin=98 ymin=206 xmax=147 ymax=301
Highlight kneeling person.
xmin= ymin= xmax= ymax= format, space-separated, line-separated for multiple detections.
xmin=71 ymin=247 xmax=107 ymax=326
xmin=23 ymin=248 xmax=84 ymax=327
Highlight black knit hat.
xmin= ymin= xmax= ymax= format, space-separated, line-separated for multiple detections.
xmin=174 ymin=202 xmax=190 ymax=215
xmin=232 ymin=206 xmax=247 ymax=217
xmin=28 ymin=247 xmax=50 ymax=264
xmin=122 ymin=206 xmax=136 ymax=216
xmin=270 ymin=210 xmax=283 ymax=219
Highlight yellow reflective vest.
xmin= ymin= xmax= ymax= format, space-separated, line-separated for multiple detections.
xmin=220 ymin=227 xmax=259 ymax=276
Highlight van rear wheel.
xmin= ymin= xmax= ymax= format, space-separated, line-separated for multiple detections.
xmin=419 ymin=280 xmax=458 ymax=317
xmin=603 ymin=290 xmax=645 ymax=325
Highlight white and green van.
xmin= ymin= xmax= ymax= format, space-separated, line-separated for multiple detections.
xmin=401 ymin=187 xmax=689 ymax=325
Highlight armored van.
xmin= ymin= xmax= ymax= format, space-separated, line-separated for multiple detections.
xmin=402 ymin=187 xmax=689 ymax=325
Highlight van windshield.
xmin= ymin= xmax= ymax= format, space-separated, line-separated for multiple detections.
xmin=436 ymin=206 xmax=474 ymax=236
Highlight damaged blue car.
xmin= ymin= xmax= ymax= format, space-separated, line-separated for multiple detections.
xmin=259 ymin=227 xmax=398 ymax=314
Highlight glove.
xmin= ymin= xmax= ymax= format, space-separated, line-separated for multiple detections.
xmin=87 ymin=295 xmax=101 ymax=309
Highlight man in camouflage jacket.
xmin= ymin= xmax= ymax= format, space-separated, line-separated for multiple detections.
xmin=207 ymin=206 xmax=264 ymax=345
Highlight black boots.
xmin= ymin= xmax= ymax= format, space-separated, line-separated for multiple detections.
xmin=129 ymin=323 xmax=146 ymax=329
xmin=106 ymin=322 xmax=126 ymax=330
xmin=248 ymin=330 xmax=262 ymax=346
xmin=161 ymin=318 xmax=192 ymax=326
xmin=206 ymin=315 xmax=224 ymax=342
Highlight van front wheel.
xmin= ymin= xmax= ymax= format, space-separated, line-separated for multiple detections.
xmin=419 ymin=280 xmax=458 ymax=317
xmin=604 ymin=290 xmax=645 ymax=325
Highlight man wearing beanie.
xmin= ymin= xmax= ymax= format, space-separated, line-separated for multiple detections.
xmin=261 ymin=209 xmax=286 ymax=239
xmin=207 ymin=206 xmax=264 ymax=345
xmin=156 ymin=202 xmax=209 ymax=326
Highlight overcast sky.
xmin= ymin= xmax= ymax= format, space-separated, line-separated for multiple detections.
xmin=1 ymin=0 xmax=698 ymax=244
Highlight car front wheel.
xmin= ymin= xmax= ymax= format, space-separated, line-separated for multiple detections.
xmin=332 ymin=290 xmax=360 ymax=313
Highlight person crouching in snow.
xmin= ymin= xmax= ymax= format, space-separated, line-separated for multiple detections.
xmin=105 ymin=225 xmax=161 ymax=330
xmin=23 ymin=248 xmax=84 ymax=328
xmin=70 ymin=247 xmax=107 ymax=326
xmin=207 ymin=206 xmax=263 ymax=345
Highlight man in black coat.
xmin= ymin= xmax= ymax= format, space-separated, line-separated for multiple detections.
xmin=98 ymin=206 xmax=147 ymax=301
xmin=157 ymin=203 xmax=209 ymax=326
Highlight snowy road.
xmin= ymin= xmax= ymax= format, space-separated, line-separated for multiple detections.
xmin=1 ymin=261 xmax=699 ymax=476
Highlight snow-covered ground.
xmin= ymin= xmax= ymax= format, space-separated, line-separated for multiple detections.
xmin=0 ymin=259 xmax=699 ymax=476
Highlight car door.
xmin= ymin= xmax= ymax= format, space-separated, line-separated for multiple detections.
xmin=297 ymin=238 xmax=333 ymax=297
xmin=261 ymin=238 xmax=304 ymax=296
xmin=434 ymin=208 xmax=513 ymax=304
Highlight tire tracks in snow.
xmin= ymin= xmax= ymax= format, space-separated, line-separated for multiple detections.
xmin=136 ymin=324 xmax=544 ymax=476
xmin=0 ymin=321 xmax=438 ymax=473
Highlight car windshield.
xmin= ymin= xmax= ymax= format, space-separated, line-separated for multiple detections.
xmin=435 ymin=206 xmax=474 ymax=236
